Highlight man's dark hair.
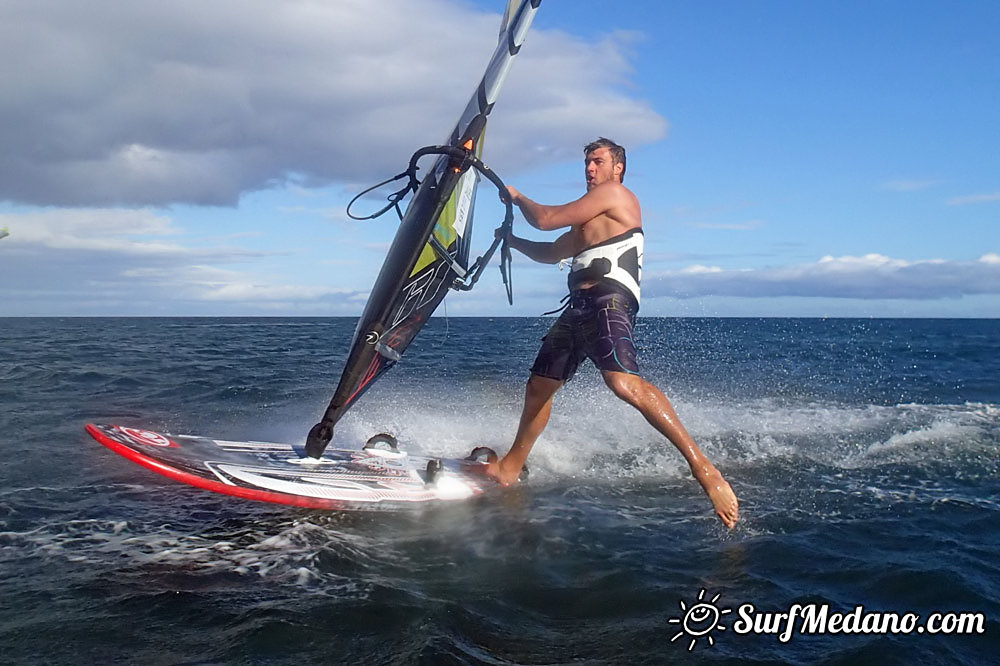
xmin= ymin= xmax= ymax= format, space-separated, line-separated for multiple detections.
xmin=584 ymin=137 xmax=626 ymax=183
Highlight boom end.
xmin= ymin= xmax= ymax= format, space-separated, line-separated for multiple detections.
xmin=305 ymin=420 xmax=334 ymax=459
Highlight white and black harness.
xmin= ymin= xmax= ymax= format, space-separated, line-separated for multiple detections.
xmin=567 ymin=228 xmax=643 ymax=306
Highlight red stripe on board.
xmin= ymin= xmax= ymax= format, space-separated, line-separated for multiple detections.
xmin=85 ymin=424 xmax=350 ymax=510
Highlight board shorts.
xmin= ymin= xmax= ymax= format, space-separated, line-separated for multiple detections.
xmin=530 ymin=280 xmax=639 ymax=381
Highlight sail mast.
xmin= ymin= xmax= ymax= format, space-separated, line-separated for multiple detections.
xmin=305 ymin=0 xmax=541 ymax=458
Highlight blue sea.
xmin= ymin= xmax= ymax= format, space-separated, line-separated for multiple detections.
xmin=1 ymin=317 xmax=998 ymax=664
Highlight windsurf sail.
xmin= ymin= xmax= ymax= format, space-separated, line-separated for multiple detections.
xmin=305 ymin=0 xmax=542 ymax=458
xmin=0 ymin=227 xmax=9 ymax=241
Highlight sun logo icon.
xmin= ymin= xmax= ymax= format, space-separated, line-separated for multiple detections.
xmin=668 ymin=588 xmax=731 ymax=651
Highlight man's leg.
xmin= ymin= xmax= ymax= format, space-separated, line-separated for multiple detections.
xmin=488 ymin=373 xmax=563 ymax=486
xmin=602 ymin=371 xmax=740 ymax=528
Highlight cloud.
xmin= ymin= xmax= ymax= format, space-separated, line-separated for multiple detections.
xmin=0 ymin=0 xmax=666 ymax=207
xmin=0 ymin=208 xmax=359 ymax=314
xmin=0 ymin=208 xmax=252 ymax=257
xmin=645 ymin=253 xmax=1000 ymax=300
xmin=124 ymin=265 xmax=352 ymax=302
xmin=947 ymin=192 xmax=1000 ymax=206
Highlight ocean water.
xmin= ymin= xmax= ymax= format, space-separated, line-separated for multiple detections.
xmin=1 ymin=316 xmax=998 ymax=664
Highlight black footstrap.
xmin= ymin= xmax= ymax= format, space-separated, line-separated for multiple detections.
xmin=466 ymin=446 xmax=529 ymax=481
xmin=425 ymin=458 xmax=443 ymax=485
xmin=466 ymin=446 xmax=498 ymax=463
xmin=363 ymin=433 xmax=399 ymax=452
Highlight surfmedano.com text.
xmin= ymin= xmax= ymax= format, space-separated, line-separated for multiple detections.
xmin=733 ymin=603 xmax=985 ymax=643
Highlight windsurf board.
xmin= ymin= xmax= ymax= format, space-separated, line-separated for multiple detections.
xmin=85 ymin=424 xmax=501 ymax=510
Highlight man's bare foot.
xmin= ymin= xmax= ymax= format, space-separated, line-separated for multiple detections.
xmin=485 ymin=457 xmax=523 ymax=487
xmin=693 ymin=466 xmax=740 ymax=529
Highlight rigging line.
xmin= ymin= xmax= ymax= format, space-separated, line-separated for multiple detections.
xmin=346 ymin=169 xmax=420 ymax=221
xmin=442 ymin=297 xmax=450 ymax=346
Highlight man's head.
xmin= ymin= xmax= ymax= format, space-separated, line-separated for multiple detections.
xmin=584 ymin=137 xmax=626 ymax=190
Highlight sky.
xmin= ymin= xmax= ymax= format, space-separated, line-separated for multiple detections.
xmin=1 ymin=0 xmax=998 ymax=318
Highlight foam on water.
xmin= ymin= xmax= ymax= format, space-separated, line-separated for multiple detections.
xmin=320 ymin=376 xmax=999 ymax=482
xmin=1 ymin=513 xmax=387 ymax=595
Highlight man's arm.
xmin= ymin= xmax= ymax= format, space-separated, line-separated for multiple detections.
xmin=508 ymin=183 xmax=623 ymax=231
xmin=506 ymin=230 xmax=576 ymax=264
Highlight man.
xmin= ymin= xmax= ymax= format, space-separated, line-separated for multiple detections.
xmin=487 ymin=138 xmax=740 ymax=529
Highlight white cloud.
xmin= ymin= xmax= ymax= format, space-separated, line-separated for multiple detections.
xmin=2 ymin=208 xmax=173 ymax=237
xmin=947 ymin=192 xmax=1000 ymax=206
xmin=681 ymin=264 xmax=725 ymax=275
xmin=0 ymin=208 xmax=256 ymax=258
xmin=0 ymin=208 xmax=360 ymax=314
xmin=0 ymin=0 xmax=666 ymax=207
xmin=123 ymin=265 xmax=351 ymax=302
xmin=645 ymin=254 xmax=1000 ymax=300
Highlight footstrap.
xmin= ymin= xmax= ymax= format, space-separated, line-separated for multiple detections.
xmin=466 ymin=446 xmax=529 ymax=481
xmin=466 ymin=446 xmax=498 ymax=463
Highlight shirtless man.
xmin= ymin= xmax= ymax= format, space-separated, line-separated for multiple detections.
xmin=487 ymin=138 xmax=740 ymax=529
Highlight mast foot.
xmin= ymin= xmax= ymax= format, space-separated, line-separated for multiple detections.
xmin=305 ymin=421 xmax=333 ymax=459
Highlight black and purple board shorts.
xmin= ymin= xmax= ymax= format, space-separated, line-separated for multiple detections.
xmin=530 ymin=280 xmax=640 ymax=381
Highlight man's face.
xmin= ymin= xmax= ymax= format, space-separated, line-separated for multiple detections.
xmin=584 ymin=147 xmax=622 ymax=191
